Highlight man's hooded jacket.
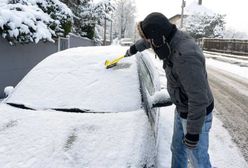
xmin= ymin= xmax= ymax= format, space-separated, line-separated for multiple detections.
xmin=130 ymin=12 xmax=214 ymax=135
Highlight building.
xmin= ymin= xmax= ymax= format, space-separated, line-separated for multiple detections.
xmin=169 ymin=14 xmax=187 ymax=28
xmin=169 ymin=0 xmax=207 ymax=28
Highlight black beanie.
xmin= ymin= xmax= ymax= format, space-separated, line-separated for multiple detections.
xmin=140 ymin=12 xmax=173 ymax=41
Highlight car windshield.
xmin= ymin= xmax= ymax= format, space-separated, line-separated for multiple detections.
xmin=6 ymin=46 xmax=142 ymax=113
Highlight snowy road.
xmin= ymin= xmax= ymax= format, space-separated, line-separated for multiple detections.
xmin=207 ymin=65 xmax=248 ymax=162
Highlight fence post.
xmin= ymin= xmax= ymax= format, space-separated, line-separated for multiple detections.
xmin=58 ymin=37 xmax=61 ymax=52
xmin=58 ymin=36 xmax=70 ymax=51
xmin=103 ymin=17 xmax=107 ymax=46
xmin=68 ymin=35 xmax=70 ymax=49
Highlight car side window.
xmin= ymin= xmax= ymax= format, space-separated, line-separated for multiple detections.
xmin=139 ymin=59 xmax=155 ymax=95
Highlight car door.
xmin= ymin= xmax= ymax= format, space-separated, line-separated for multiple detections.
xmin=136 ymin=53 xmax=161 ymax=141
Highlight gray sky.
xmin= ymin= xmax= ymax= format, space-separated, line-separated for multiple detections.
xmin=135 ymin=0 xmax=248 ymax=33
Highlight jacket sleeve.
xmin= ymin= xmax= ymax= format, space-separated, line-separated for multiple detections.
xmin=134 ymin=39 xmax=151 ymax=52
xmin=175 ymin=45 xmax=209 ymax=134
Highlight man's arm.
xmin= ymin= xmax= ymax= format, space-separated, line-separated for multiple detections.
xmin=125 ymin=39 xmax=151 ymax=57
xmin=175 ymin=48 xmax=209 ymax=148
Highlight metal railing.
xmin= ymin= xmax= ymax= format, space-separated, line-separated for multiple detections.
xmin=196 ymin=38 xmax=248 ymax=56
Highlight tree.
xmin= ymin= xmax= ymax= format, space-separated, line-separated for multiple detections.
xmin=61 ymin=0 xmax=114 ymax=41
xmin=0 ymin=0 xmax=73 ymax=44
xmin=112 ymin=0 xmax=136 ymax=39
xmin=184 ymin=13 xmax=225 ymax=39
xmin=93 ymin=0 xmax=115 ymax=43
xmin=36 ymin=0 xmax=73 ymax=37
xmin=223 ymin=28 xmax=248 ymax=39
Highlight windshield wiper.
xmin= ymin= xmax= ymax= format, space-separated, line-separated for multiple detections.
xmin=52 ymin=108 xmax=91 ymax=113
xmin=6 ymin=104 xmax=108 ymax=113
xmin=7 ymin=103 xmax=35 ymax=110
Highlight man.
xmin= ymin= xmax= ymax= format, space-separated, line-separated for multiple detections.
xmin=125 ymin=12 xmax=214 ymax=168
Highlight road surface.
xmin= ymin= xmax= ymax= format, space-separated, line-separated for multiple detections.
xmin=207 ymin=65 xmax=248 ymax=162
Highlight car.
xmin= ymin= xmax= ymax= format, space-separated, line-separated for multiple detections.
xmin=0 ymin=46 xmax=171 ymax=168
xmin=119 ymin=38 xmax=134 ymax=46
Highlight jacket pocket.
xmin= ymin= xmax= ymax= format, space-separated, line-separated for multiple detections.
xmin=168 ymin=87 xmax=188 ymax=107
xmin=178 ymin=87 xmax=188 ymax=105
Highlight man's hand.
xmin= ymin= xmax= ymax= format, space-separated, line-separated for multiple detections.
xmin=125 ymin=44 xmax=138 ymax=57
xmin=125 ymin=49 xmax=132 ymax=57
xmin=183 ymin=133 xmax=199 ymax=149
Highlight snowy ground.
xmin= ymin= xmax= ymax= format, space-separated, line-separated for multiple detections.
xmin=148 ymin=52 xmax=248 ymax=167
xmin=207 ymin=58 xmax=248 ymax=80
xmin=157 ymin=106 xmax=248 ymax=168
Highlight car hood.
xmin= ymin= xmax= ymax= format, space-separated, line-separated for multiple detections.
xmin=0 ymin=103 xmax=156 ymax=168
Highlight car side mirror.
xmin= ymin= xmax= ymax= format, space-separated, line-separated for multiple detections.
xmin=4 ymin=86 xmax=14 ymax=98
xmin=151 ymin=89 xmax=172 ymax=108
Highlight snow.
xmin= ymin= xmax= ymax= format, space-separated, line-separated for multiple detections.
xmin=0 ymin=0 xmax=73 ymax=44
xmin=0 ymin=0 xmax=7 ymax=4
xmin=149 ymin=52 xmax=248 ymax=167
xmin=0 ymin=45 xmax=157 ymax=167
xmin=1 ymin=45 xmax=248 ymax=167
xmin=149 ymin=89 xmax=170 ymax=106
xmin=3 ymin=86 xmax=14 ymax=97
xmin=0 ymin=104 xmax=155 ymax=168
xmin=0 ymin=2 xmax=53 ymax=43
xmin=183 ymin=1 xmax=225 ymax=38
xmin=157 ymin=106 xmax=248 ymax=168
xmin=6 ymin=46 xmax=141 ymax=112
xmin=206 ymin=58 xmax=248 ymax=80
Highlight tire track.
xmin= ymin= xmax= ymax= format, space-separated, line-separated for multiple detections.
xmin=207 ymin=66 xmax=248 ymax=162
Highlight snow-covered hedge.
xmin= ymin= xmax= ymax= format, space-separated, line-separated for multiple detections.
xmin=184 ymin=13 xmax=225 ymax=39
xmin=183 ymin=2 xmax=225 ymax=39
xmin=0 ymin=0 xmax=73 ymax=44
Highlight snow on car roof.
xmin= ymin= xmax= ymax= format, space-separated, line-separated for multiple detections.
xmin=6 ymin=46 xmax=142 ymax=112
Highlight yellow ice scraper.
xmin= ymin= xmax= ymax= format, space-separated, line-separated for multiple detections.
xmin=105 ymin=55 xmax=125 ymax=69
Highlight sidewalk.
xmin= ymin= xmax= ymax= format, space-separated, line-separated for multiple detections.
xmin=204 ymin=51 xmax=248 ymax=67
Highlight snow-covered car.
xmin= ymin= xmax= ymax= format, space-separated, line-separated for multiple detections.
xmin=0 ymin=46 xmax=171 ymax=168
xmin=119 ymin=38 xmax=134 ymax=46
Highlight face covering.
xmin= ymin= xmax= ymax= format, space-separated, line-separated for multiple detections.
xmin=150 ymin=35 xmax=171 ymax=60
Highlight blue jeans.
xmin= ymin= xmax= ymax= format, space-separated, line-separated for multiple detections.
xmin=171 ymin=110 xmax=213 ymax=168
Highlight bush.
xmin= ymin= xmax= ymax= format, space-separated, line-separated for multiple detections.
xmin=0 ymin=0 xmax=73 ymax=44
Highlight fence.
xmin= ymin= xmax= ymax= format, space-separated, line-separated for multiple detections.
xmin=0 ymin=35 xmax=95 ymax=98
xmin=197 ymin=38 xmax=248 ymax=56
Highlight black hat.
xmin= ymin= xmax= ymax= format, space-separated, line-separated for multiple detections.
xmin=138 ymin=12 xmax=173 ymax=41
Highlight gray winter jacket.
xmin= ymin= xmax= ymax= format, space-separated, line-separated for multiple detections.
xmin=134 ymin=30 xmax=214 ymax=135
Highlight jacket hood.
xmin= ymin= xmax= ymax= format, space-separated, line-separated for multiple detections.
xmin=138 ymin=12 xmax=174 ymax=41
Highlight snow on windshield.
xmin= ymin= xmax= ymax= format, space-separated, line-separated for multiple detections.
xmin=6 ymin=46 xmax=142 ymax=112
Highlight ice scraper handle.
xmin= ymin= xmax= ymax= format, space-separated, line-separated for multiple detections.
xmin=105 ymin=55 xmax=125 ymax=69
